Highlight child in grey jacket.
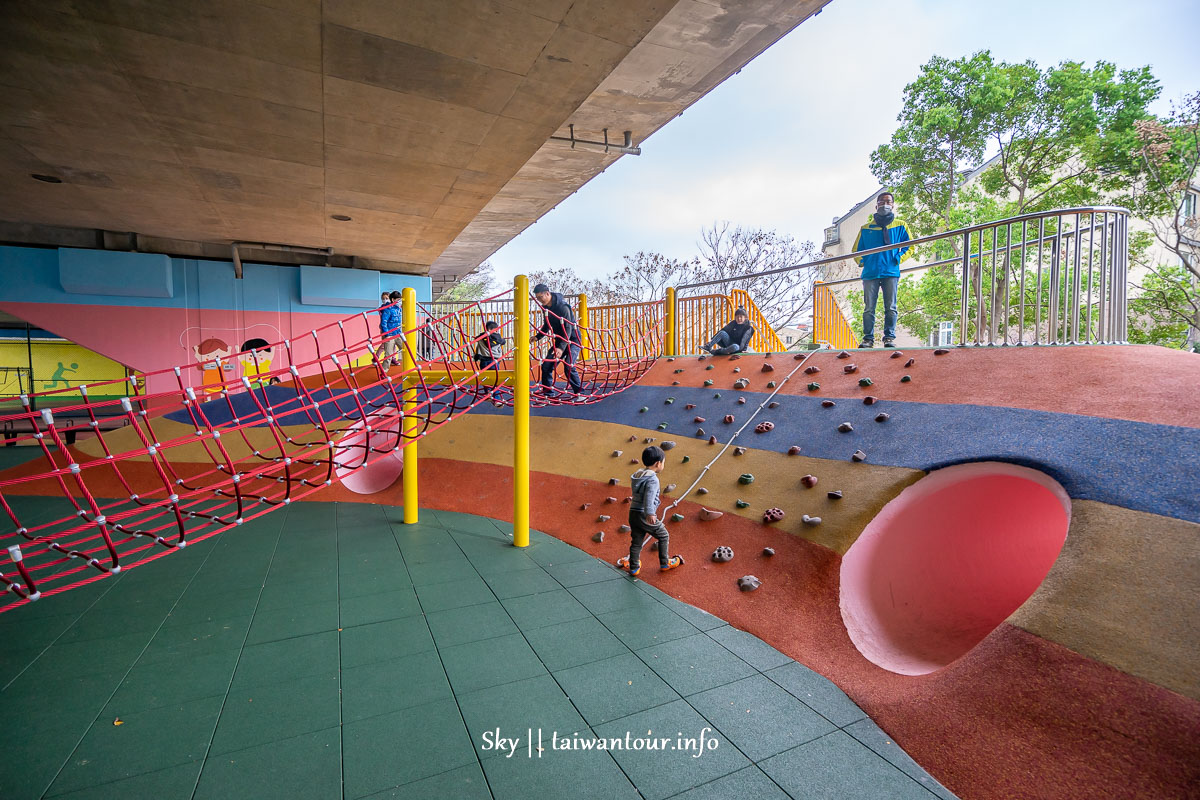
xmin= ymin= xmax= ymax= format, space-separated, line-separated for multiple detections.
xmin=624 ymin=446 xmax=685 ymax=577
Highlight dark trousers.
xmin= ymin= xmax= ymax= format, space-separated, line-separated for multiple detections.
xmin=704 ymin=331 xmax=743 ymax=355
xmin=474 ymin=355 xmax=497 ymax=370
xmin=629 ymin=509 xmax=670 ymax=569
xmin=540 ymin=342 xmax=582 ymax=392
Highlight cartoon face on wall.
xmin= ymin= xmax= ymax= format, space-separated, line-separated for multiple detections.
xmin=193 ymin=337 xmax=235 ymax=392
xmin=239 ymin=338 xmax=275 ymax=387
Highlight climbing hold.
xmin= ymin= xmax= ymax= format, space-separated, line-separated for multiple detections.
xmin=754 ymin=421 xmax=774 ymax=433
xmin=738 ymin=473 xmax=755 ymax=485
xmin=696 ymin=428 xmax=706 ymax=437
xmin=682 ymin=456 xmax=690 ymax=463
xmin=763 ymin=507 xmax=785 ymax=523
xmin=685 ymin=403 xmax=697 ymax=410
xmin=699 ymin=508 xmax=724 ymax=521
xmin=645 ymin=437 xmax=656 ymax=443
xmin=730 ymin=354 xmax=741 ymax=360
xmin=807 ymin=382 xmax=821 ymax=391
xmin=696 ymin=487 xmax=709 ymax=495
xmin=672 ymin=381 xmax=680 ymax=386
xmin=858 ymin=377 xmax=873 ymax=387
xmin=838 ymin=422 xmax=854 ymax=433
xmin=657 ymin=422 xmax=668 ymax=430
xmin=708 ymin=435 xmax=718 ymax=445
xmin=714 ymin=393 xmax=722 ymax=399
xmin=665 ymin=397 xmax=675 ymax=404
xmin=704 ymin=379 xmax=714 ymax=386
xmin=628 ymin=435 xmax=638 ymax=442
xmin=837 ymin=351 xmax=851 ymax=359
xmin=737 ymin=397 xmax=746 ymax=405
xmin=639 ymin=407 xmax=648 ymax=413
xmin=801 ymin=474 xmax=818 ymax=488
xmin=890 ymin=351 xmax=904 ymax=359
xmin=670 ymin=513 xmax=685 ymax=523
xmin=580 ymin=503 xmax=592 ymax=510
xmin=802 ymin=514 xmax=822 ymax=526
xmin=863 ymin=396 xmax=878 ymax=405
xmin=705 ymin=364 xmax=715 ymax=371
xmin=630 ymin=459 xmax=640 ymax=464
xmin=905 ymin=357 xmax=915 ymax=367
xmin=612 ymin=450 xmax=622 ymax=457
xmin=618 ymin=524 xmax=631 ymax=533
xmin=608 ymin=477 xmax=620 ymax=485
xmin=674 ymin=368 xmax=684 ymax=373
xmin=665 ymin=483 xmax=677 ymax=492
xmin=605 ymin=496 xmax=617 ymax=504
xmin=843 ymin=364 xmax=858 ymax=374
xmin=874 ymin=412 xmax=890 ymax=422
xmin=761 ymin=363 xmax=774 ymax=373
xmin=734 ymin=446 xmax=747 ymax=456
xmin=804 ymin=365 xmax=821 ymax=375
xmin=667 ymin=357 xmax=676 ymax=362
xmin=767 ymin=401 xmax=779 ymax=409
xmin=723 ymin=414 xmax=735 ymax=424
xmin=735 ymin=499 xmax=750 ymax=509
xmin=851 ymin=450 xmax=867 ymax=462
xmin=767 ymin=381 xmax=776 ymax=388
xmin=793 ymin=353 xmax=805 ymax=360
xmin=900 ymin=375 xmax=912 ymax=383
xmin=763 ymin=547 xmax=775 ymax=557
xmin=934 ymin=348 xmax=950 ymax=355
xmin=738 ymin=575 xmax=762 ymax=592
xmin=821 ymin=400 xmax=836 ymax=408
xmin=733 ymin=379 xmax=749 ymax=390
xmin=597 ymin=514 xmax=611 ymax=522
xmin=592 ymin=531 xmax=604 ymax=542
xmin=787 ymin=445 xmax=802 ymax=455
xmin=733 ymin=367 xmax=741 ymax=374
xmin=694 ymin=416 xmax=706 ymax=423
xmin=623 ymin=497 xmax=631 ymax=504
xmin=698 ymin=355 xmax=707 ymax=361
xmin=827 ymin=490 xmax=843 ymax=500
xmin=712 ymin=546 xmax=734 ymax=563
xmin=661 ymin=441 xmax=677 ymax=450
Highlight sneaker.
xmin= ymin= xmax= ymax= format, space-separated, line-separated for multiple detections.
xmin=660 ymin=555 xmax=685 ymax=571
xmin=627 ymin=561 xmax=641 ymax=577
xmin=859 ymin=340 xmax=874 ymax=349
xmin=700 ymin=344 xmax=713 ymax=354
xmin=883 ymin=339 xmax=896 ymax=348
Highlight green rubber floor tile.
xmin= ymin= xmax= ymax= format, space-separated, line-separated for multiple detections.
xmin=667 ymin=766 xmax=792 ymax=800
xmin=0 ymin=720 xmax=93 ymax=800
xmin=523 ymin=616 xmax=630 ymax=672
xmin=637 ymin=634 xmax=757 ymax=697
xmin=764 ymin=662 xmax=867 ymax=728
xmin=211 ymin=671 xmax=341 ymax=755
xmin=339 ymin=586 xmax=421 ymax=628
xmin=426 ymin=601 xmax=518 ymax=648
xmin=481 ymin=736 xmax=634 ymax=800
xmin=457 ymin=673 xmax=591 ymax=761
xmin=255 ymin=575 xmax=338 ymax=611
xmin=1 ymin=670 xmax=127 ymax=731
xmin=442 ymin=514 xmax=502 ymax=535
xmin=545 ymin=558 xmax=624 ymax=588
xmin=652 ymin=596 xmax=727 ymax=632
xmin=592 ymin=699 xmax=751 ymax=800
xmin=0 ymin=645 xmax=43 ymax=688
xmin=481 ymin=565 xmax=561 ymax=599
xmin=705 ymin=626 xmax=793 ymax=672
xmin=342 ymin=649 xmax=453 ymax=724
xmin=844 ymin=719 xmax=959 ymax=800
xmin=523 ymin=538 xmax=595 ymax=568
xmin=414 ymin=576 xmax=494 ymax=613
xmin=49 ymin=761 xmax=203 ymax=800
xmin=405 ymin=555 xmax=479 ymax=587
xmin=165 ymin=586 xmax=263 ymax=626
xmin=27 ymin=630 xmax=156 ymax=682
xmin=395 ymin=538 xmax=466 ymax=567
xmin=465 ymin=545 xmax=542 ymax=578
xmin=245 ymin=599 xmax=340 ymax=644
xmin=439 ymin=632 xmax=548 ymax=694
xmin=0 ymin=610 xmax=85 ymax=651
xmin=339 ymin=564 xmax=414 ymax=599
xmin=340 ymin=615 xmax=435 ymax=669
xmin=138 ymin=615 xmax=252 ymax=665
xmin=759 ymin=730 xmax=936 ymax=800
xmin=338 ymin=546 xmax=406 ymax=572
xmin=51 ymin=599 xmax=178 ymax=646
xmin=232 ymin=631 xmax=339 ymax=690
xmin=361 ymin=761 xmax=491 ymax=799
xmin=343 ymin=697 xmax=476 ymax=799
xmin=553 ymin=652 xmax=679 ymax=727
xmin=597 ymin=605 xmax=699 ymax=651
xmin=569 ymin=577 xmax=661 ymax=615
xmin=47 ymin=694 xmax=224 ymax=796
xmin=106 ymin=649 xmax=240 ymax=716
xmin=501 ymin=589 xmax=592 ymax=631
xmin=688 ymin=674 xmax=835 ymax=761
xmin=195 ymin=726 xmax=341 ymax=800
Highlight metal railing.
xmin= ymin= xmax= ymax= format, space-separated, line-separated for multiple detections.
xmin=813 ymin=283 xmax=859 ymax=350
xmin=672 ymin=292 xmax=787 ymax=355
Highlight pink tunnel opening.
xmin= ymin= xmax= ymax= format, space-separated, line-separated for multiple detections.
xmin=840 ymin=462 xmax=1071 ymax=675
xmin=333 ymin=411 xmax=404 ymax=495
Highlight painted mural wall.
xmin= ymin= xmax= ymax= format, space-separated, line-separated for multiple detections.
xmin=0 ymin=336 xmax=131 ymax=400
xmin=0 ymin=246 xmax=431 ymax=397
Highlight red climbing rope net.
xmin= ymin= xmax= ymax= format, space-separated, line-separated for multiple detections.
xmin=0 ymin=290 xmax=662 ymax=613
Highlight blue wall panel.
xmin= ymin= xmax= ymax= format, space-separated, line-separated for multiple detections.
xmin=59 ymin=249 xmax=174 ymax=298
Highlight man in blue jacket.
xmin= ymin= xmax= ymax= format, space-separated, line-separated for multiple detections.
xmin=852 ymin=192 xmax=912 ymax=348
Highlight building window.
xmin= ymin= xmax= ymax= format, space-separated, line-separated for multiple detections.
xmin=824 ymin=226 xmax=839 ymax=245
xmin=785 ymin=335 xmax=793 ymax=344
xmin=930 ymin=321 xmax=955 ymax=347
xmin=1184 ymin=191 xmax=1198 ymax=220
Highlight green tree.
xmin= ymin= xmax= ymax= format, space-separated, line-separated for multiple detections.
xmin=438 ymin=261 xmax=497 ymax=301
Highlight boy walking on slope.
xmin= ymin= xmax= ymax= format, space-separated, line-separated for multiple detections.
xmin=620 ymin=446 xmax=684 ymax=577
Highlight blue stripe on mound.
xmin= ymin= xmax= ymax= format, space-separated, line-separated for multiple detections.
xmin=470 ymin=384 xmax=1200 ymax=524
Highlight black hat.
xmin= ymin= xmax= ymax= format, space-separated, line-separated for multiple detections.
xmin=532 ymin=283 xmax=550 ymax=295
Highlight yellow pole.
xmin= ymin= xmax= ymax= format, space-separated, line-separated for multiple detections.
xmin=401 ymin=287 xmax=419 ymax=524
xmin=513 ymin=275 xmax=531 ymax=547
xmin=578 ymin=293 xmax=590 ymax=361
xmin=665 ymin=287 xmax=676 ymax=357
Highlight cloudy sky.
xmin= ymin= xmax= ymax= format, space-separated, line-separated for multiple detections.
xmin=487 ymin=0 xmax=1198 ymax=287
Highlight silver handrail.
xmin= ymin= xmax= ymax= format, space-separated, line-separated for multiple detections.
xmin=677 ymin=205 xmax=1130 ymax=347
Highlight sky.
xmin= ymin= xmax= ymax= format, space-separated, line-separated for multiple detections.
xmin=487 ymin=0 xmax=1199 ymax=288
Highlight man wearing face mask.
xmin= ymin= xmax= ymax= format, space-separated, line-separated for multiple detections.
xmin=851 ymin=192 xmax=912 ymax=348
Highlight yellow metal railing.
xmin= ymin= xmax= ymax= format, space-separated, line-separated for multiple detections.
xmin=729 ymin=289 xmax=788 ymax=352
xmin=672 ymin=292 xmax=784 ymax=354
xmin=813 ymin=282 xmax=858 ymax=349
xmin=585 ymin=300 xmax=664 ymax=361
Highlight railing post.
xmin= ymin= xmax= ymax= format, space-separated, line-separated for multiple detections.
xmin=513 ymin=275 xmax=530 ymax=548
xmin=401 ymin=287 xmax=419 ymax=524
xmin=665 ymin=287 xmax=676 ymax=357
xmin=578 ymin=293 xmax=590 ymax=361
